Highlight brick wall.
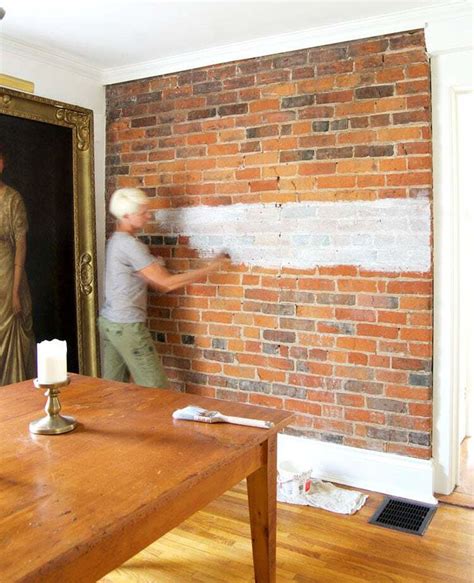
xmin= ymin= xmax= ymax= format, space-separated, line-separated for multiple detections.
xmin=105 ymin=30 xmax=433 ymax=459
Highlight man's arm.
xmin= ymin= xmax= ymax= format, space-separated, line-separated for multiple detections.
xmin=138 ymin=253 xmax=229 ymax=293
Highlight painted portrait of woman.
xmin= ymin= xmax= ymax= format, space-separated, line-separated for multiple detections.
xmin=0 ymin=143 xmax=35 ymax=385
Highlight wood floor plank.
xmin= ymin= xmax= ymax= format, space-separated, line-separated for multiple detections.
xmin=102 ymin=482 xmax=474 ymax=583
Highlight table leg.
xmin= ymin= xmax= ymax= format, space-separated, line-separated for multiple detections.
xmin=247 ymin=434 xmax=277 ymax=583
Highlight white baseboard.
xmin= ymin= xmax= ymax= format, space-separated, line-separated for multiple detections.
xmin=278 ymin=434 xmax=436 ymax=505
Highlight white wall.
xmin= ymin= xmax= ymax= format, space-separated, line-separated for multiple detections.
xmin=456 ymin=90 xmax=474 ymax=443
xmin=1 ymin=43 xmax=106 ymax=304
xmin=428 ymin=12 xmax=473 ymax=492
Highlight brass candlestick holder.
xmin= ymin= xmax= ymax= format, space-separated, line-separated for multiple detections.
xmin=29 ymin=376 xmax=77 ymax=435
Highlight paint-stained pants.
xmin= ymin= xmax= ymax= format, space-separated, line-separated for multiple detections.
xmin=98 ymin=316 xmax=168 ymax=388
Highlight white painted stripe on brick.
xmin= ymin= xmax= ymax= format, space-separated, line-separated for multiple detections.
xmin=156 ymin=199 xmax=431 ymax=272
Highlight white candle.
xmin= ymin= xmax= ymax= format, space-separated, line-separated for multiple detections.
xmin=37 ymin=340 xmax=68 ymax=384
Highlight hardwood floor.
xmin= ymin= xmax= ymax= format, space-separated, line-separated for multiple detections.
xmin=101 ymin=481 xmax=473 ymax=583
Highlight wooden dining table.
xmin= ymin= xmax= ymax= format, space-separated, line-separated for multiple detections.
xmin=0 ymin=374 xmax=293 ymax=582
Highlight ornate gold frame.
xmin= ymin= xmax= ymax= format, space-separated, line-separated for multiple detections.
xmin=0 ymin=87 xmax=99 ymax=376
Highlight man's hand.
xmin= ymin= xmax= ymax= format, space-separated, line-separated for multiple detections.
xmin=208 ymin=251 xmax=231 ymax=272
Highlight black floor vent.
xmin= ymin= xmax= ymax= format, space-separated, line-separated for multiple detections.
xmin=369 ymin=496 xmax=437 ymax=536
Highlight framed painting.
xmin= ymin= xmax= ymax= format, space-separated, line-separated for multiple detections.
xmin=0 ymin=87 xmax=99 ymax=378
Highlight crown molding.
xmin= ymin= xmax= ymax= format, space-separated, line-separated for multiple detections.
xmin=425 ymin=3 xmax=473 ymax=55
xmin=102 ymin=0 xmax=472 ymax=85
xmin=1 ymin=1 xmax=471 ymax=87
xmin=1 ymin=34 xmax=103 ymax=83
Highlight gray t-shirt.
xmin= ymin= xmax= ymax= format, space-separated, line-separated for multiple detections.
xmin=100 ymin=232 xmax=163 ymax=323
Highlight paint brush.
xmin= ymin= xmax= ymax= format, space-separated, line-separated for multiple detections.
xmin=172 ymin=405 xmax=274 ymax=429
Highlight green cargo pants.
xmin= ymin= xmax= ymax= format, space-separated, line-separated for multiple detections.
xmin=98 ymin=316 xmax=168 ymax=388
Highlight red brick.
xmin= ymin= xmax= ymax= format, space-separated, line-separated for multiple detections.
xmin=386 ymin=385 xmax=430 ymax=400
xmin=287 ymin=373 xmax=324 ymax=388
xmin=106 ymin=31 xmax=433 ymax=458
xmin=337 ymin=337 xmax=377 ymax=352
xmin=257 ymin=368 xmax=286 ymax=383
xmin=391 ymin=357 xmax=429 ymax=371
xmin=387 ymin=281 xmax=432 ymax=294
xmin=357 ymin=324 xmax=399 ymax=339
xmin=201 ymin=311 xmax=233 ymax=323
xmin=345 ymin=409 xmax=385 ymax=424
xmin=376 ymin=370 xmax=408 ymax=384
xmin=313 ymin=418 xmax=354 ymax=435
xmin=409 ymin=343 xmax=432 ymax=358
xmin=368 ymin=355 xmax=390 ymax=368
xmin=337 ymin=393 xmax=365 ymax=407
xmin=249 ymin=394 xmax=285 ymax=408
xmin=335 ymin=365 xmax=374 ymax=380
xmin=348 ymin=352 xmax=368 ymax=365
xmin=400 ymin=328 xmax=432 ymax=342
xmin=409 ymin=403 xmax=432 ymax=417
xmin=222 ymin=364 xmax=255 ymax=379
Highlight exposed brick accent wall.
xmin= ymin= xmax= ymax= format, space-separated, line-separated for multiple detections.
xmin=105 ymin=30 xmax=432 ymax=459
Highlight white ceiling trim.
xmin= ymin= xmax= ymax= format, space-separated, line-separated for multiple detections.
xmin=425 ymin=6 xmax=473 ymax=55
xmin=1 ymin=1 xmax=470 ymax=87
xmin=1 ymin=34 xmax=103 ymax=83
xmin=102 ymin=1 xmax=470 ymax=86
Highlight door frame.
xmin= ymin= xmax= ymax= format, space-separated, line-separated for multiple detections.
xmin=432 ymin=63 xmax=473 ymax=494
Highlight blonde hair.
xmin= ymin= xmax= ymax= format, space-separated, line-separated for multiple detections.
xmin=109 ymin=188 xmax=149 ymax=219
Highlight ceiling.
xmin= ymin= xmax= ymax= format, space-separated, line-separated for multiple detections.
xmin=0 ymin=0 xmax=460 ymax=72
